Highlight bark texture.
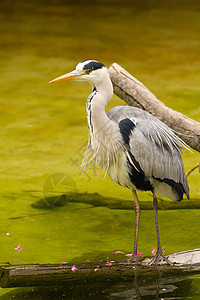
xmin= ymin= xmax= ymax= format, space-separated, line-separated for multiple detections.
xmin=108 ymin=63 xmax=200 ymax=152
xmin=1 ymin=249 xmax=200 ymax=287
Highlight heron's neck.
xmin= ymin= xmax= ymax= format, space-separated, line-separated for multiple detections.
xmin=86 ymin=73 xmax=113 ymax=135
xmin=92 ymin=74 xmax=113 ymax=107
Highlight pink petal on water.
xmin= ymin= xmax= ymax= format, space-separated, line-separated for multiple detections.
xmin=71 ymin=265 xmax=78 ymax=272
xmin=151 ymin=247 xmax=165 ymax=255
xmin=126 ymin=253 xmax=133 ymax=257
xmin=86 ymin=259 xmax=90 ymax=262
xmin=14 ymin=244 xmax=22 ymax=251
xmin=137 ymin=251 xmax=143 ymax=257
xmin=113 ymin=251 xmax=125 ymax=254
xmin=94 ymin=268 xmax=100 ymax=271
xmin=151 ymin=247 xmax=157 ymax=255
xmin=60 ymin=262 xmax=67 ymax=265
xmin=106 ymin=261 xmax=112 ymax=266
xmin=14 ymin=259 xmax=19 ymax=261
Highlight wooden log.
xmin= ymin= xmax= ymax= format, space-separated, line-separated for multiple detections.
xmin=108 ymin=63 xmax=200 ymax=152
xmin=1 ymin=249 xmax=200 ymax=288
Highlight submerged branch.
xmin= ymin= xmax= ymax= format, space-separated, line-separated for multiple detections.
xmin=187 ymin=162 xmax=200 ymax=177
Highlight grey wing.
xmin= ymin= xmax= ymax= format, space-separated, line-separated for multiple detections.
xmin=107 ymin=106 xmax=189 ymax=199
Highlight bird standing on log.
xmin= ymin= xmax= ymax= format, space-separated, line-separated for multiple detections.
xmin=50 ymin=60 xmax=189 ymax=265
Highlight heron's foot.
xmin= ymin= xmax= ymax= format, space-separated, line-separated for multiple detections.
xmin=148 ymin=248 xmax=173 ymax=266
xmin=127 ymin=254 xmax=144 ymax=265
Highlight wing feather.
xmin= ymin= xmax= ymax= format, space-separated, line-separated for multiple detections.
xmin=107 ymin=106 xmax=189 ymax=198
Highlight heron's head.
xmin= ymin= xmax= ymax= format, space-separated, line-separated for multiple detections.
xmin=49 ymin=60 xmax=107 ymax=86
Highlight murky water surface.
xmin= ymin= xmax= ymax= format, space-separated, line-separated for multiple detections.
xmin=0 ymin=0 xmax=200 ymax=298
xmin=1 ymin=269 xmax=200 ymax=299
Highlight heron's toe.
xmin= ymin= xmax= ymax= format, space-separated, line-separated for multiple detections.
xmin=148 ymin=249 xmax=173 ymax=266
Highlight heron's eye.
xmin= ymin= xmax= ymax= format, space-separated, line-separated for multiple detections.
xmin=85 ymin=69 xmax=92 ymax=75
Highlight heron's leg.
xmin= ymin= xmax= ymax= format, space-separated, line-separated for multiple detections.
xmin=149 ymin=190 xmax=173 ymax=266
xmin=128 ymin=190 xmax=141 ymax=263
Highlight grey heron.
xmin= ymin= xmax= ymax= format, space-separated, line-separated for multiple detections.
xmin=50 ymin=60 xmax=190 ymax=265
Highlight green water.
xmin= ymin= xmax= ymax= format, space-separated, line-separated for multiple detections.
xmin=0 ymin=0 xmax=200 ymax=298
xmin=1 ymin=271 xmax=200 ymax=299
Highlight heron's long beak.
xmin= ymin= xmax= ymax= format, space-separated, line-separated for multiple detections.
xmin=49 ymin=70 xmax=82 ymax=84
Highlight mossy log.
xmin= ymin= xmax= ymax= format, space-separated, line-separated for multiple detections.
xmin=1 ymin=249 xmax=200 ymax=288
xmin=108 ymin=63 xmax=200 ymax=152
